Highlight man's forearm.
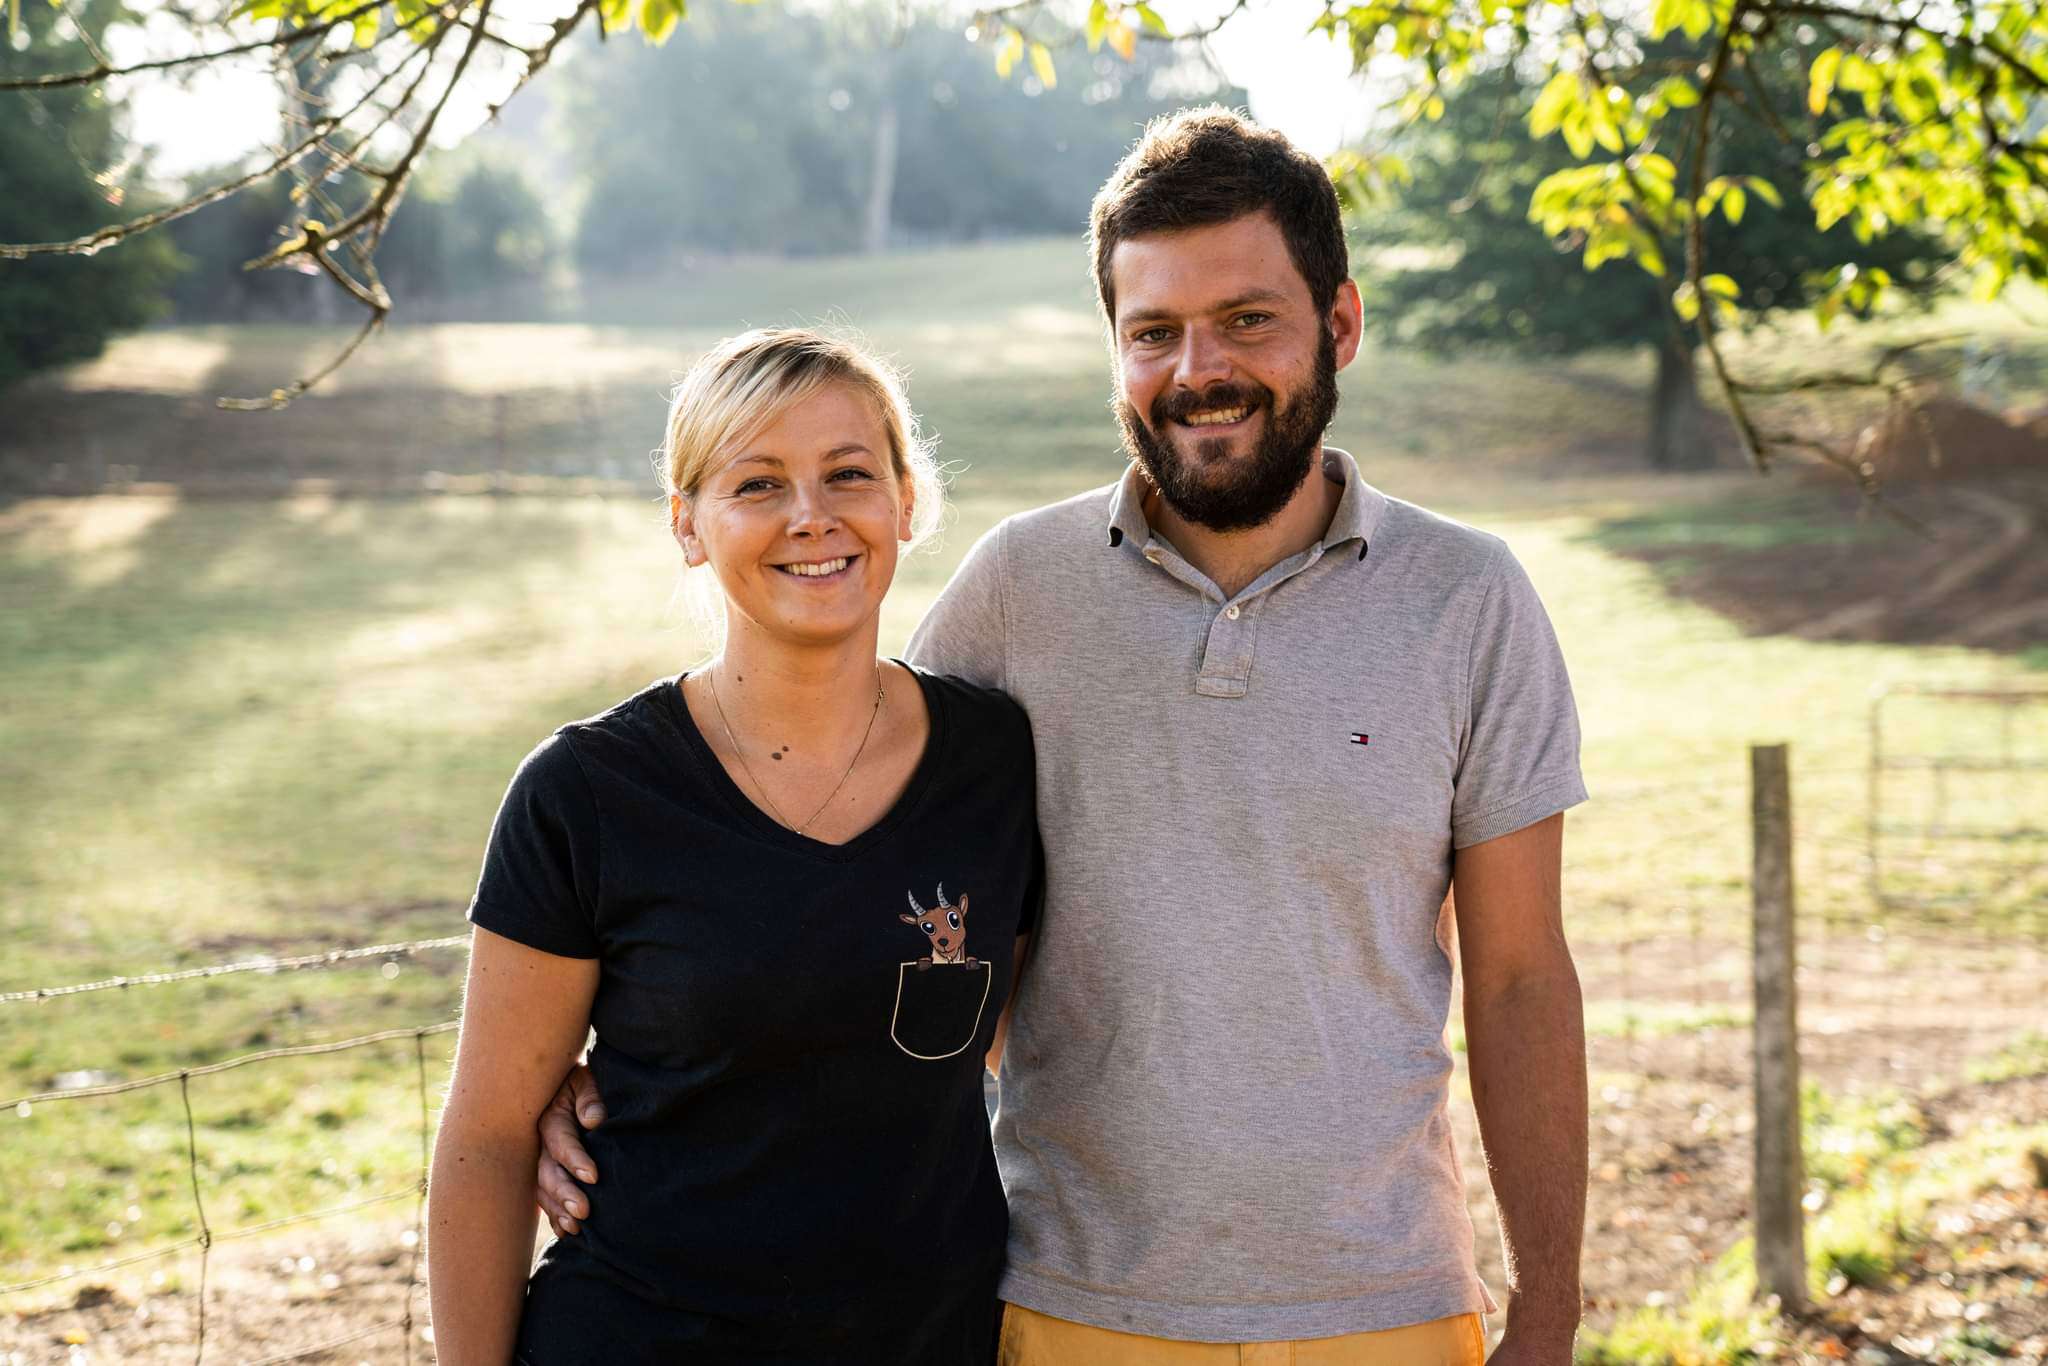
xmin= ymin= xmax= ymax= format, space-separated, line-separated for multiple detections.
xmin=1464 ymin=958 xmax=1588 ymax=1351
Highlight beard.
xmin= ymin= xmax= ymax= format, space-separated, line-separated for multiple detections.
xmin=1116 ymin=327 xmax=1340 ymax=534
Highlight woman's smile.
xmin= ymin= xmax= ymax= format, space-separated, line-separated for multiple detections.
xmin=773 ymin=553 xmax=858 ymax=580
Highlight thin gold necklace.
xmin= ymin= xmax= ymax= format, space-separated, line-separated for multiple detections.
xmin=704 ymin=664 xmax=886 ymax=838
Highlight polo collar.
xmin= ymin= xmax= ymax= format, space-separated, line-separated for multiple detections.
xmin=1104 ymin=446 xmax=1387 ymax=558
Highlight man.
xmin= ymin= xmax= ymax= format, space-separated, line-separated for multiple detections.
xmin=536 ymin=108 xmax=1588 ymax=1364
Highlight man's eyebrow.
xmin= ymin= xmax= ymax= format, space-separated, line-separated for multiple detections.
xmin=1118 ymin=290 xmax=1292 ymax=327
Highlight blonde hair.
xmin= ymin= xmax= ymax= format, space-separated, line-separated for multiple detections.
xmin=660 ymin=327 xmax=942 ymax=549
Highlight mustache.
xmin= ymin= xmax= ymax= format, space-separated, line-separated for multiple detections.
xmin=1151 ymin=382 xmax=1272 ymax=428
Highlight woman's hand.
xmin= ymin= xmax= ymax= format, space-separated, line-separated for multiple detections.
xmin=537 ymin=1063 xmax=606 ymax=1236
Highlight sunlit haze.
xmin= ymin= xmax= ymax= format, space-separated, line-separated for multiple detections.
xmin=112 ymin=0 xmax=1383 ymax=183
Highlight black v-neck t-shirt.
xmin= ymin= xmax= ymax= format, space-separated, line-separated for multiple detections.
xmin=466 ymin=668 xmax=1041 ymax=1364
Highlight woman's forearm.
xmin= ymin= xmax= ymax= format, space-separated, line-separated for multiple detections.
xmin=428 ymin=1119 xmax=546 ymax=1366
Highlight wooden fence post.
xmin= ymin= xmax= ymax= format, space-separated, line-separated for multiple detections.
xmin=1751 ymin=742 xmax=1807 ymax=1311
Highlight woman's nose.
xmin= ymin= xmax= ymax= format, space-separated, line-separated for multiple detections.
xmin=784 ymin=480 xmax=838 ymax=536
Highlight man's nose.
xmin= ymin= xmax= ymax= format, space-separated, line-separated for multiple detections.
xmin=1172 ymin=326 xmax=1231 ymax=393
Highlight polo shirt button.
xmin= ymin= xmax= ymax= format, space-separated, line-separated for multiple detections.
xmin=1225 ymin=604 xmax=1240 ymax=620
xmin=1145 ymin=548 xmax=1161 ymax=564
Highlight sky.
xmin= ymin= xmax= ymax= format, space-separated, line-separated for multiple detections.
xmin=114 ymin=0 xmax=1386 ymax=181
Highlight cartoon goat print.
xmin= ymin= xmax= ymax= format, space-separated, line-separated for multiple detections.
xmin=900 ymin=884 xmax=978 ymax=971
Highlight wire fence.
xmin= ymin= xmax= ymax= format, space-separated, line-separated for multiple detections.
xmin=1 ymin=938 xmax=465 ymax=1364
xmin=3 ymin=736 xmax=2044 ymax=1361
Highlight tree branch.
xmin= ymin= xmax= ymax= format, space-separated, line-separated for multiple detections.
xmin=215 ymin=0 xmax=498 ymax=409
xmin=1683 ymin=0 xmax=1775 ymax=471
xmin=0 ymin=0 xmax=394 ymax=92
xmin=1765 ymin=0 xmax=2048 ymax=93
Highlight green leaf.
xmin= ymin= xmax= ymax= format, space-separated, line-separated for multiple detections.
xmin=1673 ymin=281 xmax=1701 ymax=321
xmin=1131 ymin=1 xmax=1169 ymax=36
xmin=994 ymin=27 xmax=1024 ymax=79
xmin=1649 ymin=0 xmax=1694 ymax=39
xmin=1028 ymin=40 xmax=1056 ymax=88
xmin=638 ymin=0 xmax=683 ymax=44
xmin=1085 ymin=0 xmax=1108 ymax=52
xmin=1703 ymin=272 xmax=1739 ymax=299
xmin=1593 ymin=122 xmax=1624 ymax=153
xmin=1745 ymin=177 xmax=1784 ymax=209
xmin=1723 ymin=185 xmax=1746 ymax=223
xmin=1529 ymin=72 xmax=1579 ymax=139
xmin=1808 ymin=47 xmax=1841 ymax=115
xmin=1562 ymin=109 xmax=1595 ymax=159
xmin=1658 ymin=76 xmax=1700 ymax=109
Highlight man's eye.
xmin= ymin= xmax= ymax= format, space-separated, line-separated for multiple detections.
xmin=1133 ymin=328 xmax=1173 ymax=345
xmin=1233 ymin=312 xmax=1272 ymax=327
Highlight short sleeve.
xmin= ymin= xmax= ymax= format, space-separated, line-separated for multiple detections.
xmin=906 ymin=521 xmax=1007 ymax=689
xmin=467 ymin=733 xmax=603 ymax=958
xmin=1450 ymin=543 xmax=1589 ymax=849
xmin=1017 ymin=832 xmax=1045 ymax=937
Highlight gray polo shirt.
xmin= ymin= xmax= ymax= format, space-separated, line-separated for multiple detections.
xmin=905 ymin=448 xmax=1587 ymax=1342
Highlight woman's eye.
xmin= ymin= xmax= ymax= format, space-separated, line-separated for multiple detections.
xmin=829 ymin=466 xmax=875 ymax=482
xmin=734 ymin=478 xmax=775 ymax=495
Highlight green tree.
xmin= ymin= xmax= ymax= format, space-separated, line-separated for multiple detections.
xmin=0 ymin=0 xmax=180 ymax=387
xmin=5 ymin=0 xmax=2040 ymax=462
xmin=1360 ymin=53 xmax=1948 ymax=469
xmin=1323 ymin=0 xmax=2048 ymax=479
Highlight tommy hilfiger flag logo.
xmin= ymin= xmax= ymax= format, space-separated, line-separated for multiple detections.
xmin=1349 ymin=733 xmax=1370 ymax=746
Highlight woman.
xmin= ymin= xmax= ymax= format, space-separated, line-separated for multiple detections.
xmin=427 ymin=329 xmax=1040 ymax=1364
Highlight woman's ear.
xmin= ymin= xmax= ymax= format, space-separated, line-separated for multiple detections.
xmin=897 ymin=476 xmax=916 ymax=543
xmin=670 ymin=494 xmax=706 ymax=567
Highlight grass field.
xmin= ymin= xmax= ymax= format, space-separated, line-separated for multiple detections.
xmin=3 ymin=238 xmax=2045 ymax=1359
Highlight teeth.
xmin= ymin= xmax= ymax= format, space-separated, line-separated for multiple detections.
xmin=781 ymin=557 xmax=849 ymax=577
xmin=1183 ymin=406 xmax=1249 ymax=427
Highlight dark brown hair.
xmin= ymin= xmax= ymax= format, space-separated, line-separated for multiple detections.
xmin=1089 ymin=106 xmax=1350 ymax=324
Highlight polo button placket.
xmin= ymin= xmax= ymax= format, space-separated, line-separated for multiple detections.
xmin=1196 ymin=596 xmax=1258 ymax=698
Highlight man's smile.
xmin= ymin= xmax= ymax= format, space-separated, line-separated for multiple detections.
xmin=1178 ymin=405 xmax=1253 ymax=429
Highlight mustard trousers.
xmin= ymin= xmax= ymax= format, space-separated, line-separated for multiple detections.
xmin=997 ymin=1302 xmax=1488 ymax=1366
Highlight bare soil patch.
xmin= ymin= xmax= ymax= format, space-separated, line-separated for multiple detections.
xmin=1600 ymin=471 xmax=2048 ymax=655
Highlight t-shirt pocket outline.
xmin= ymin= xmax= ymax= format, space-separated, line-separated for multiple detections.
xmin=889 ymin=960 xmax=993 ymax=1061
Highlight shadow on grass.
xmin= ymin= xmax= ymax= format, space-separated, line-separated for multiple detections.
xmin=1574 ymin=477 xmax=2048 ymax=653
xmin=0 ymin=494 xmax=674 ymax=970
